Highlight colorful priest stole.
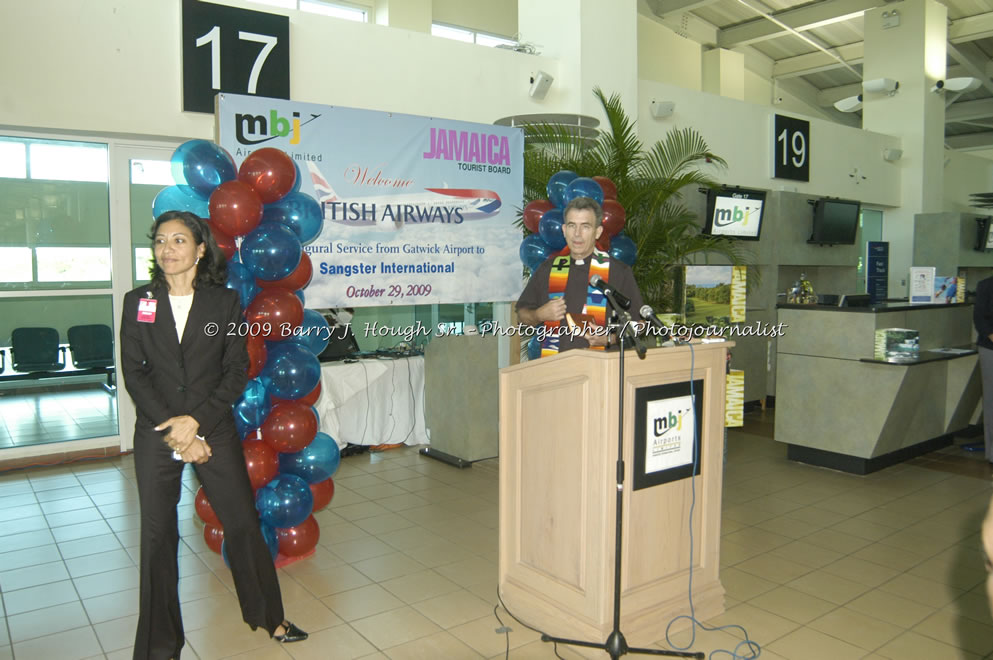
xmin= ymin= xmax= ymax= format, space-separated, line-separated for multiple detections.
xmin=540 ymin=249 xmax=610 ymax=357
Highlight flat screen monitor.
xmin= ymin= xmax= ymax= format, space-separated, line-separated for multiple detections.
xmin=809 ymin=198 xmax=860 ymax=245
xmin=702 ymin=187 xmax=766 ymax=240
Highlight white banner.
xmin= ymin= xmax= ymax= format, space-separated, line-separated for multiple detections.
xmin=217 ymin=94 xmax=524 ymax=307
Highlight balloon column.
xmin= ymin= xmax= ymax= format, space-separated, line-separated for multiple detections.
xmin=163 ymin=140 xmax=340 ymax=563
xmin=519 ymin=171 xmax=635 ymax=272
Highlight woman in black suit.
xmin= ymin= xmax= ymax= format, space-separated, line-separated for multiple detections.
xmin=120 ymin=211 xmax=307 ymax=660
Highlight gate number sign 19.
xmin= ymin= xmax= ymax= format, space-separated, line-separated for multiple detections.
xmin=182 ymin=0 xmax=290 ymax=114
xmin=773 ymin=114 xmax=810 ymax=182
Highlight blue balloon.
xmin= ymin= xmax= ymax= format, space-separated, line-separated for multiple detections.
xmin=609 ymin=233 xmax=637 ymax=266
xmin=278 ymin=432 xmax=341 ymax=484
xmin=527 ymin=337 xmax=542 ymax=360
xmin=547 ymin=170 xmax=578 ymax=208
xmin=255 ymin=474 xmax=314 ymax=528
xmin=170 ymin=139 xmax=236 ymax=199
xmin=233 ymin=378 xmax=271 ymax=438
xmin=152 ymin=185 xmax=209 ymax=219
xmin=262 ymin=342 xmax=322 ymax=400
xmin=311 ymin=406 xmax=320 ymax=428
xmin=519 ymin=234 xmax=552 ymax=272
xmin=294 ymin=289 xmax=306 ymax=307
xmin=263 ymin=192 xmax=323 ymax=245
xmin=538 ymin=208 xmax=566 ymax=251
xmin=241 ymin=223 xmax=302 ymax=281
xmin=222 ymin=521 xmax=278 ymax=567
xmin=564 ymin=177 xmax=605 ymax=206
xmin=226 ymin=262 xmax=260 ymax=309
xmin=288 ymin=309 xmax=331 ymax=355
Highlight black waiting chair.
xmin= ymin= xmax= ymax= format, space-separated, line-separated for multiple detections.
xmin=67 ymin=324 xmax=114 ymax=369
xmin=10 ymin=327 xmax=66 ymax=373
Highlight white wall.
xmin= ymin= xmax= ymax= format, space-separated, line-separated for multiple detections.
xmin=637 ymin=15 xmax=701 ymax=91
xmin=0 ymin=0 xmax=560 ymax=139
xmin=944 ymin=151 xmax=993 ymax=213
xmin=637 ymin=80 xmax=902 ymax=207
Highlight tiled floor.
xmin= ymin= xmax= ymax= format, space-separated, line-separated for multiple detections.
xmin=1 ymin=413 xmax=992 ymax=659
xmin=0 ymin=385 xmax=118 ymax=448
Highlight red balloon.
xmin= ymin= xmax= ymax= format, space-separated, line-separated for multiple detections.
xmin=204 ymin=524 xmax=224 ymax=554
xmin=207 ymin=222 xmax=236 ymax=259
xmin=194 ymin=487 xmax=221 ymax=527
xmin=523 ymin=199 xmax=555 ymax=234
xmin=601 ymin=199 xmax=626 ymax=238
xmin=246 ymin=334 xmax=267 ymax=379
xmin=596 ymin=233 xmax=611 ymax=252
xmin=243 ymin=438 xmax=280 ymax=490
xmin=209 ymin=180 xmax=263 ymax=237
xmin=593 ymin=176 xmax=618 ymax=201
xmin=310 ymin=477 xmax=335 ymax=511
xmin=276 ymin=515 xmax=320 ymax=557
xmin=238 ymin=148 xmax=297 ymax=205
xmin=273 ymin=381 xmax=321 ymax=407
xmin=261 ymin=401 xmax=318 ymax=453
xmin=245 ymin=288 xmax=303 ymax=341
xmin=258 ymin=251 xmax=312 ymax=291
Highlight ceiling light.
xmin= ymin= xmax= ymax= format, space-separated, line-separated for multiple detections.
xmin=932 ymin=77 xmax=981 ymax=93
xmin=834 ymin=94 xmax=863 ymax=112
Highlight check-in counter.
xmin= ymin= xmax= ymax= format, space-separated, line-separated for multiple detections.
xmin=775 ymin=302 xmax=981 ymax=474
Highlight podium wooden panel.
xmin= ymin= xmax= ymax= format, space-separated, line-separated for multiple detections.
xmin=498 ymin=344 xmax=728 ymax=651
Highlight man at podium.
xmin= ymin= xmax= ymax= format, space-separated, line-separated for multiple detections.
xmin=517 ymin=197 xmax=644 ymax=356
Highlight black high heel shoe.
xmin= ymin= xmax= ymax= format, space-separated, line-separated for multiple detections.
xmin=273 ymin=620 xmax=308 ymax=643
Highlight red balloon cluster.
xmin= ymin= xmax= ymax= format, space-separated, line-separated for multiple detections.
xmin=245 ymin=288 xmax=304 ymax=341
xmin=259 ymin=252 xmax=313 ymax=291
xmin=243 ymin=438 xmax=280 ymax=490
xmin=246 ymin=334 xmax=267 ymax=380
xmin=238 ymin=148 xmax=297 ymax=205
xmin=195 ymin=487 xmax=220 ymax=527
xmin=273 ymin=381 xmax=321 ymax=407
xmin=522 ymin=176 xmax=624 ymax=239
xmin=276 ymin=515 xmax=320 ymax=557
xmin=261 ymin=402 xmax=318 ymax=453
xmin=204 ymin=524 xmax=225 ymax=554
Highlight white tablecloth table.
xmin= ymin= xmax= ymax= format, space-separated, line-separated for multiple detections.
xmin=315 ymin=356 xmax=428 ymax=449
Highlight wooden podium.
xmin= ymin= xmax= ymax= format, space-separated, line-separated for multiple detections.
xmin=498 ymin=343 xmax=729 ymax=651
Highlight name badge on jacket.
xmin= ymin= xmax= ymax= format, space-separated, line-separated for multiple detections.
xmin=137 ymin=298 xmax=157 ymax=323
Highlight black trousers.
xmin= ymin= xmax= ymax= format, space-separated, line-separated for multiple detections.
xmin=132 ymin=424 xmax=284 ymax=660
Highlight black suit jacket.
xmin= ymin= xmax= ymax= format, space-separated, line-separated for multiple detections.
xmin=120 ymin=282 xmax=248 ymax=439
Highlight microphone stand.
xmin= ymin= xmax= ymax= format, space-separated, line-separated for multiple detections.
xmin=539 ymin=292 xmax=703 ymax=660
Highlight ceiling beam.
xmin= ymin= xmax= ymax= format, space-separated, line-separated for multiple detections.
xmin=657 ymin=0 xmax=723 ymax=15
xmin=772 ymin=42 xmax=863 ymax=78
xmin=946 ymin=98 xmax=993 ymax=123
xmin=945 ymin=131 xmax=993 ymax=150
xmin=948 ymin=12 xmax=993 ymax=44
xmin=946 ymin=42 xmax=993 ymax=96
xmin=718 ymin=0 xmax=880 ymax=49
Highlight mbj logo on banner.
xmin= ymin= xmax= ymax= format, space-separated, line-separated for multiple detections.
xmin=217 ymin=94 xmax=525 ymax=308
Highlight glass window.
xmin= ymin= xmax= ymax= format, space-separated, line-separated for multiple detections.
xmin=134 ymin=247 xmax=154 ymax=285
xmin=300 ymin=0 xmax=366 ymax=21
xmin=129 ymin=158 xmax=170 ymax=287
xmin=246 ymin=0 xmax=296 ymax=8
xmin=432 ymin=23 xmax=474 ymax=43
xmin=0 ymin=137 xmax=111 ymax=291
xmin=29 ymin=142 xmax=108 ymax=183
xmin=36 ymin=247 xmax=112 ymax=282
xmin=130 ymin=159 xmax=173 ymax=186
xmin=0 ymin=140 xmax=26 ymax=179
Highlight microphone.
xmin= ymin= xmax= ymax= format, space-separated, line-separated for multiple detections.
xmin=589 ymin=275 xmax=631 ymax=310
xmin=639 ymin=305 xmax=666 ymax=329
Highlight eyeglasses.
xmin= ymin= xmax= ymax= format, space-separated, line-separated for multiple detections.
xmin=563 ymin=222 xmax=595 ymax=233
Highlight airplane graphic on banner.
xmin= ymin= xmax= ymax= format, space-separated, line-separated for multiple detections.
xmin=307 ymin=163 xmax=502 ymax=228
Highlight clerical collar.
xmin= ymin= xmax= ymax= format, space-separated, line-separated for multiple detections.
xmin=574 ymin=258 xmax=585 ymax=265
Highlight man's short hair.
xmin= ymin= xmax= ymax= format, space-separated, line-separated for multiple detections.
xmin=563 ymin=196 xmax=604 ymax=226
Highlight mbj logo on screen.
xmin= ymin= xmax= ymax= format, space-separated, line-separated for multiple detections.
xmin=713 ymin=196 xmax=762 ymax=229
xmin=235 ymin=110 xmax=319 ymax=145
xmin=653 ymin=409 xmax=686 ymax=437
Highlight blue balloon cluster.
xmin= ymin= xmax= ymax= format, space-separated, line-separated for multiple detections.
xmin=226 ymin=262 xmax=260 ymax=309
xmin=241 ymin=223 xmax=303 ymax=281
xmin=609 ymin=233 xmax=637 ymax=266
xmin=520 ymin=234 xmax=552 ymax=273
xmin=256 ymin=474 xmax=314 ymax=528
xmin=170 ymin=140 xmax=236 ymax=199
xmin=263 ymin=192 xmax=323 ymax=245
xmin=290 ymin=309 xmax=332 ymax=356
xmin=153 ymin=186 xmax=209 ymax=219
xmin=233 ymin=378 xmax=271 ymax=438
xmin=262 ymin=342 xmax=322 ymax=400
xmin=538 ymin=209 xmax=566 ymax=251
xmin=278 ymin=432 xmax=341 ymax=484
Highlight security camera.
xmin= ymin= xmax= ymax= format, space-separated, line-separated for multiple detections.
xmin=833 ymin=94 xmax=863 ymax=113
xmin=863 ymin=78 xmax=899 ymax=94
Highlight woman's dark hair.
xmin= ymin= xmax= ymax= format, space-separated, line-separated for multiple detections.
xmin=148 ymin=211 xmax=228 ymax=290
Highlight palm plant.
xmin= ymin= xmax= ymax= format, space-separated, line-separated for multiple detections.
xmin=522 ymin=88 xmax=752 ymax=314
